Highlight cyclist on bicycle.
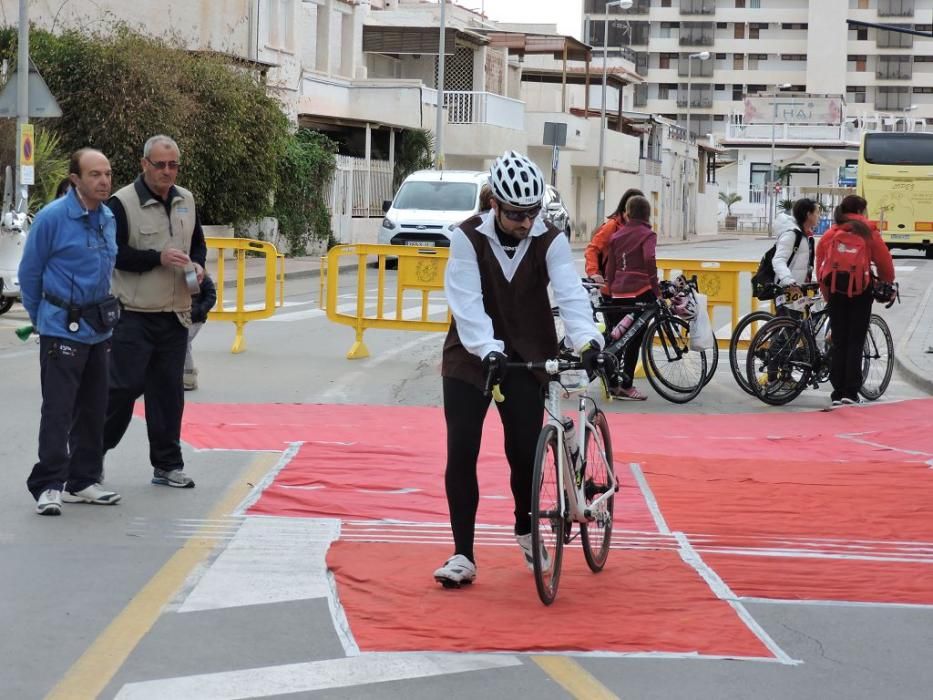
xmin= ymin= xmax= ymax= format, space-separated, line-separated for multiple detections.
xmin=601 ymin=195 xmax=661 ymax=400
xmin=434 ymin=150 xmax=612 ymax=588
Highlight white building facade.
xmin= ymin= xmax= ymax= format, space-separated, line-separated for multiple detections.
xmin=582 ymin=0 xmax=933 ymax=140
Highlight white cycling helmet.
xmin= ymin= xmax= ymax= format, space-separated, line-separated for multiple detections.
xmin=489 ymin=150 xmax=545 ymax=208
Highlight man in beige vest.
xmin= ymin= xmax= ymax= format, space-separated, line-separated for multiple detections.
xmin=103 ymin=135 xmax=206 ymax=488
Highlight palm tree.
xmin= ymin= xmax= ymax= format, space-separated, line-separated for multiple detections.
xmin=719 ymin=191 xmax=742 ymax=217
xmin=393 ymin=129 xmax=434 ymax=189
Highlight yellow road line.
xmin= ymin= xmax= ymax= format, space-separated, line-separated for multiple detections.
xmin=45 ymin=454 xmax=278 ymax=700
xmin=532 ymin=655 xmax=620 ymax=700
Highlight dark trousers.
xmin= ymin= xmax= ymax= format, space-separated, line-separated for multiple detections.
xmin=27 ymin=336 xmax=110 ymax=499
xmin=104 ymin=311 xmax=188 ymax=470
xmin=443 ymin=371 xmax=544 ymax=563
xmin=604 ymin=291 xmax=653 ymax=388
xmin=827 ymin=290 xmax=873 ymax=402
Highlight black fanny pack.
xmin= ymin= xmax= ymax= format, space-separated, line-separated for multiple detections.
xmin=43 ymin=292 xmax=122 ymax=333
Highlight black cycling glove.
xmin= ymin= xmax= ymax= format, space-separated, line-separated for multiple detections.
xmin=581 ymin=345 xmax=618 ymax=378
xmin=482 ymin=351 xmax=508 ymax=387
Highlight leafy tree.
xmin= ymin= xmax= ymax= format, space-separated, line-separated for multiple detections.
xmin=274 ymin=129 xmax=338 ymax=254
xmin=0 ymin=26 xmax=292 ymax=228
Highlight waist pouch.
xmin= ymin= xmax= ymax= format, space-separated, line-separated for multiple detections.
xmin=43 ymin=292 xmax=122 ymax=333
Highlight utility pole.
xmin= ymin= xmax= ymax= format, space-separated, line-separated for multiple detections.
xmin=434 ymin=0 xmax=446 ymax=170
xmin=16 ymin=0 xmax=30 ymax=209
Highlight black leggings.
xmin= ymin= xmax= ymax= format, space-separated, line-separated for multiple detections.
xmin=443 ymin=371 xmax=545 ymax=564
xmin=603 ymin=291 xmax=654 ymax=388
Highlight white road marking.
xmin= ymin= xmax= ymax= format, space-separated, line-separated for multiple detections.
xmin=177 ymin=516 xmax=339 ymax=613
xmin=629 ymin=463 xmax=671 ymax=535
xmin=113 ymin=653 xmax=523 ymax=700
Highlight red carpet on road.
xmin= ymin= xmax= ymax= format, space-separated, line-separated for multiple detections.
xmin=179 ymin=399 xmax=933 ymax=656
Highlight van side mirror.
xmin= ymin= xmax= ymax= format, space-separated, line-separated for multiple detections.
xmin=382 ymin=200 xmax=392 ymax=213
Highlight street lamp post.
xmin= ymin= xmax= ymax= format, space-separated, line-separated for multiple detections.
xmin=767 ymin=83 xmax=792 ymax=238
xmin=682 ymin=51 xmax=709 ymax=240
xmin=596 ymin=0 xmax=632 ymax=225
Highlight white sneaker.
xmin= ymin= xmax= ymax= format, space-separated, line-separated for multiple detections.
xmin=62 ymin=484 xmax=121 ymax=505
xmin=36 ymin=489 xmax=62 ymax=516
xmin=516 ymin=533 xmax=551 ymax=573
xmin=433 ymin=554 xmax=476 ymax=588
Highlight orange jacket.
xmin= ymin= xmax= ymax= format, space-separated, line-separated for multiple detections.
xmin=584 ymin=214 xmax=623 ymax=278
xmin=816 ymin=214 xmax=895 ymax=298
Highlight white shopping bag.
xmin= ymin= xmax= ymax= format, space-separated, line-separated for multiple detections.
xmin=689 ymin=292 xmax=715 ymax=350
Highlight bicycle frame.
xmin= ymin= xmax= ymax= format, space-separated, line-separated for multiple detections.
xmin=542 ymin=371 xmax=617 ymax=526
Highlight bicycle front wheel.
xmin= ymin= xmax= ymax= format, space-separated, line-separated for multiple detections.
xmin=746 ymin=317 xmax=813 ymax=405
xmin=729 ymin=310 xmax=774 ymax=395
xmin=531 ymin=424 xmax=565 ymax=605
xmin=642 ymin=316 xmax=706 ymax=403
xmin=858 ymin=314 xmax=894 ymax=401
xmin=580 ymin=409 xmax=615 ymax=573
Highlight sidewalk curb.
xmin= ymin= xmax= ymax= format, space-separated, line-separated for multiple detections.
xmin=893 ymin=279 xmax=933 ymax=396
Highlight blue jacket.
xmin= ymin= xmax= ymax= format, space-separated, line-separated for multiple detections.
xmin=18 ymin=189 xmax=117 ymax=343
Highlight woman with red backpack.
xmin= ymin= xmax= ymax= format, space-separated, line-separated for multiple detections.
xmin=816 ymin=195 xmax=895 ymax=407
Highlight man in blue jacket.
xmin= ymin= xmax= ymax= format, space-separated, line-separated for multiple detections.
xmin=19 ymin=148 xmax=122 ymax=515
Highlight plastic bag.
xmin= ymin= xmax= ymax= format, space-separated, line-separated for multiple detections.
xmin=689 ymin=292 xmax=715 ymax=351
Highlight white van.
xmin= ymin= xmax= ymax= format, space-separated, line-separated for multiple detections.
xmin=378 ymin=169 xmax=488 ymax=248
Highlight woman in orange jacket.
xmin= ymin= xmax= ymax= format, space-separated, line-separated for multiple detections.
xmin=816 ymin=195 xmax=895 ymax=406
xmin=584 ymin=188 xmax=644 ymax=285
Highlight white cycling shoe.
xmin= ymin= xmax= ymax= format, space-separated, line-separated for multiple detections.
xmin=516 ymin=533 xmax=551 ymax=573
xmin=433 ymin=554 xmax=476 ymax=588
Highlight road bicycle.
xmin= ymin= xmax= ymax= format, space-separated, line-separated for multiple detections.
xmin=728 ymin=309 xmax=774 ymax=395
xmin=746 ymin=283 xmax=896 ymax=405
xmin=556 ymin=278 xmax=711 ymax=403
xmin=486 ymin=357 xmax=617 ymax=605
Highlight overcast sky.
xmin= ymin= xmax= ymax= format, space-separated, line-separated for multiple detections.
xmin=459 ymin=0 xmax=584 ymax=40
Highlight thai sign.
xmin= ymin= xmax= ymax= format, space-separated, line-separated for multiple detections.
xmin=743 ymin=96 xmax=843 ymax=126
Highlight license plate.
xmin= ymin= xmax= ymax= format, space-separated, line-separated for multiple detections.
xmin=405 ymin=240 xmax=433 ymax=247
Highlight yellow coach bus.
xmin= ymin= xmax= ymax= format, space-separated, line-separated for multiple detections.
xmin=857 ymin=131 xmax=933 ymax=258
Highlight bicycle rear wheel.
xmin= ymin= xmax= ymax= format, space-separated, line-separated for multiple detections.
xmin=858 ymin=314 xmax=894 ymax=401
xmin=729 ymin=310 xmax=774 ymax=395
xmin=745 ymin=317 xmax=813 ymax=405
xmin=580 ymin=409 xmax=615 ymax=573
xmin=642 ymin=316 xmax=706 ymax=403
xmin=531 ymin=424 xmax=565 ymax=605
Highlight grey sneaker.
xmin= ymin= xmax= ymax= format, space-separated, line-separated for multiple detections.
xmin=36 ymin=488 xmax=62 ymax=516
xmin=433 ymin=554 xmax=476 ymax=588
xmin=152 ymin=468 xmax=195 ymax=488
xmin=62 ymin=484 xmax=121 ymax=505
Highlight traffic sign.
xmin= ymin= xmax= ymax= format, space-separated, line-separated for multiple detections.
xmin=18 ymin=123 xmax=34 ymax=185
xmin=0 ymin=60 xmax=62 ymax=118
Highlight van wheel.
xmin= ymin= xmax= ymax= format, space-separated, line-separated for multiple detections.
xmin=0 ymin=296 xmax=14 ymax=315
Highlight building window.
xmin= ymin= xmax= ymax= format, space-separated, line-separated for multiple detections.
xmin=878 ymin=0 xmax=915 ymax=18
xmin=680 ymin=22 xmax=715 ymax=46
xmin=780 ymin=54 xmax=806 ymax=61
xmin=877 ymin=55 xmax=912 ymax=79
xmin=678 ymin=53 xmax=713 ymax=77
xmin=913 ymin=87 xmax=933 ymax=94
xmin=877 ymin=26 xmax=914 ymax=48
xmin=848 ymin=54 xmax=868 ymax=72
xmin=876 ymin=86 xmax=910 ymax=110
xmin=847 ymin=86 xmax=867 ymax=103
xmin=267 ymin=0 xmax=295 ymax=51
xmin=748 ymin=23 xmax=768 ymax=40
xmin=715 ymin=52 xmax=727 ymax=59
xmin=732 ymin=84 xmax=744 ymax=101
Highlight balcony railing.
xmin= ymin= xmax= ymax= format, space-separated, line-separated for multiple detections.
xmin=680 ymin=0 xmax=715 ymax=15
xmin=444 ymin=91 xmax=525 ymax=130
xmin=676 ymin=96 xmax=713 ymax=108
xmin=679 ymin=35 xmax=715 ymax=46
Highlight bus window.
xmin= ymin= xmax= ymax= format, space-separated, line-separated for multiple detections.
xmin=863 ymin=133 xmax=933 ymax=165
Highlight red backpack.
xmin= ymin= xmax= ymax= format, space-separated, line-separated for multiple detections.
xmin=818 ymin=227 xmax=872 ymax=297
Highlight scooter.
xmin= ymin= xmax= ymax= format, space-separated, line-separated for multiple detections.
xmin=0 ymin=165 xmax=29 ymax=315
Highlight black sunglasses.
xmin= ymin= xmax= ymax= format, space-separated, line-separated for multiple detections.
xmin=146 ymin=158 xmax=181 ymax=171
xmin=499 ymin=205 xmax=541 ymax=222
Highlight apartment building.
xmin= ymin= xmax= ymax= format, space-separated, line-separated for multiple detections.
xmin=582 ymin=0 xmax=933 ymax=139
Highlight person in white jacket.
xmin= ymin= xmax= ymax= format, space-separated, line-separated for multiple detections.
xmin=772 ymin=198 xmax=821 ymax=299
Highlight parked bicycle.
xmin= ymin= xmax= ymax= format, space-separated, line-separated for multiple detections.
xmin=729 ymin=308 xmax=774 ymax=395
xmin=556 ymin=277 xmax=712 ymax=403
xmin=485 ymin=356 xmax=617 ymax=606
xmin=745 ymin=283 xmax=896 ymax=406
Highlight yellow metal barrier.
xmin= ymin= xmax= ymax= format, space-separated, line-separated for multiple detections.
xmin=656 ymin=258 xmax=765 ymax=350
xmin=277 ymin=253 xmax=285 ymax=308
xmin=325 ymin=244 xmax=451 ymax=359
xmin=206 ymin=237 xmax=278 ymax=353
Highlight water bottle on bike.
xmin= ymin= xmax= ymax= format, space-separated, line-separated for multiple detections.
xmin=609 ymin=313 xmax=635 ymax=340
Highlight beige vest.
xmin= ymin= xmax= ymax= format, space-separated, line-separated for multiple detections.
xmin=111 ymin=180 xmax=197 ymax=324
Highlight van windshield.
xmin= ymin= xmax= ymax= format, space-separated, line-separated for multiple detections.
xmin=394 ymin=181 xmax=478 ymax=211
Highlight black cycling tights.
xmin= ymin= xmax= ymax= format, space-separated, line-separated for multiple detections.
xmin=442 ymin=370 xmax=545 ymax=564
